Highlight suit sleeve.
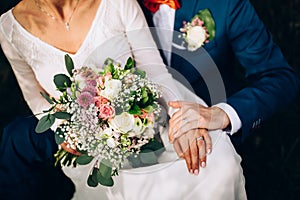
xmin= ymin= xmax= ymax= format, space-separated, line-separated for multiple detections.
xmin=225 ymin=0 xmax=299 ymax=140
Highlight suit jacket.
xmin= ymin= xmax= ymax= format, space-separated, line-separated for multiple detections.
xmin=138 ymin=0 xmax=299 ymax=145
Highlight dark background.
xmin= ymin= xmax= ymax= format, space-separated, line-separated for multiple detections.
xmin=0 ymin=0 xmax=300 ymax=199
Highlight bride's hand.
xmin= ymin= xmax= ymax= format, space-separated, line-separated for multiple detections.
xmin=168 ymin=101 xmax=230 ymax=143
xmin=60 ymin=142 xmax=81 ymax=156
xmin=173 ymin=128 xmax=212 ymax=175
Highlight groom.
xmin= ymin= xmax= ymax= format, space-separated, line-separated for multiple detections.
xmin=138 ymin=0 xmax=299 ymax=169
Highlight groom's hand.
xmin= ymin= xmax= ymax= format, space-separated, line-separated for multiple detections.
xmin=173 ymin=128 xmax=211 ymax=175
xmin=168 ymin=101 xmax=230 ymax=143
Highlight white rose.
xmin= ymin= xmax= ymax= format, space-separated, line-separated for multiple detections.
xmin=186 ymin=26 xmax=207 ymax=51
xmin=109 ymin=112 xmax=135 ymax=133
xmin=106 ymin=137 xmax=116 ymax=148
xmin=100 ymin=79 xmax=122 ymax=100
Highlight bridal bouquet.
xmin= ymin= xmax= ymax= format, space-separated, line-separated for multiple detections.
xmin=35 ymin=55 xmax=162 ymax=187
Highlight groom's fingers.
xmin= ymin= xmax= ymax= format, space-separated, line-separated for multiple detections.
xmin=168 ymin=101 xmax=182 ymax=109
xmin=202 ymin=130 xmax=212 ymax=155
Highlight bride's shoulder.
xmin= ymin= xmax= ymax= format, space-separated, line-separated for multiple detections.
xmin=12 ymin=0 xmax=40 ymax=28
xmin=106 ymin=0 xmax=140 ymax=10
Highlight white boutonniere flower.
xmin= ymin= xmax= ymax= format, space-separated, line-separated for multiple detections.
xmin=179 ymin=9 xmax=216 ymax=51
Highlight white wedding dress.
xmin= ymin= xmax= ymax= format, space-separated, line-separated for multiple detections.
xmin=0 ymin=0 xmax=247 ymax=199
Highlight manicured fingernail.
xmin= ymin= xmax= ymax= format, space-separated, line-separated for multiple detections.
xmin=207 ymin=149 xmax=211 ymax=154
xmin=194 ymin=169 xmax=199 ymax=175
xmin=190 ymin=169 xmax=193 ymax=174
xmin=201 ymin=162 xmax=206 ymax=168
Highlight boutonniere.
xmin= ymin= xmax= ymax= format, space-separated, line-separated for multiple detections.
xmin=179 ymin=9 xmax=215 ymax=51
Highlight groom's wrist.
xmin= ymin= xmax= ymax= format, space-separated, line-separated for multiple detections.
xmin=212 ymin=103 xmax=242 ymax=135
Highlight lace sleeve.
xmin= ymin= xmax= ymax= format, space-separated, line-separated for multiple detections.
xmin=0 ymin=38 xmax=51 ymax=119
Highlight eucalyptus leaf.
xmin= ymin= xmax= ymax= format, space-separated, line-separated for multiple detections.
xmin=54 ymin=111 xmax=71 ymax=120
xmin=54 ymin=128 xmax=65 ymax=145
xmin=127 ymin=154 xmax=143 ymax=168
xmin=35 ymin=114 xmax=55 ymax=133
xmin=40 ymin=91 xmax=54 ymax=104
xmin=76 ymin=154 xmax=94 ymax=165
xmin=99 ymin=159 xmax=112 ymax=179
xmin=64 ymin=54 xmax=74 ymax=77
xmin=197 ymin=9 xmax=215 ymax=40
xmin=87 ymin=168 xmax=99 ymax=187
xmin=133 ymin=69 xmax=146 ymax=78
xmin=53 ymin=74 xmax=72 ymax=92
xmin=141 ymin=138 xmax=165 ymax=152
xmin=97 ymin=171 xmax=114 ymax=187
xmin=139 ymin=149 xmax=158 ymax=165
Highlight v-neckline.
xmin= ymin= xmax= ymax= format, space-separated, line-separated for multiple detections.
xmin=9 ymin=0 xmax=105 ymax=57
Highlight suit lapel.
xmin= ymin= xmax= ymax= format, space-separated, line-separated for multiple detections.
xmin=174 ymin=0 xmax=199 ymax=31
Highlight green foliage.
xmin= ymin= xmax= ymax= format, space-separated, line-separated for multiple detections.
xmin=35 ymin=114 xmax=55 ymax=133
xmin=53 ymin=74 xmax=72 ymax=92
xmin=53 ymin=111 xmax=71 ymax=120
xmin=128 ymin=137 xmax=165 ymax=168
xmin=133 ymin=68 xmax=146 ymax=78
xmin=139 ymin=149 xmax=158 ymax=165
xmin=196 ymin=9 xmax=215 ymax=40
xmin=97 ymin=159 xmax=114 ymax=187
xmin=124 ymin=57 xmax=134 ymax=70
xmin=76 ymin=154 xmax=94 ymax=165
xmin=64 ymin=54 xmax=74 ymax=77
xmin=129 ymin=104 xmax=142 ymax=115
xmin=40 ymin=91 xmax=54 ymax=104
xmin=55 ymin=128 xmax=65 ymax=145
xmin=87 ymin=168 xmax=99 ymax=187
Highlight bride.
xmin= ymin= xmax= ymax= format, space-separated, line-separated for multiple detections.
xmin=0 ymin=0 xmax=246 ymax=199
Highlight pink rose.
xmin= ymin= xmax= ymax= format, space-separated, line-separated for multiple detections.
xmin=140 ymin=110 xmax=155 ymax=122
xmin=98 ymin=104 xmax=115 ymax=120
xmin=94 ymin=96 xmax=109 ymax=108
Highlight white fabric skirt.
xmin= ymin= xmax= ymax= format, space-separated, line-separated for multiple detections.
xmin=62 ymin=129 xmax=247 ymax=200
xmin=62 ymin=81 xmax=247 ymax=200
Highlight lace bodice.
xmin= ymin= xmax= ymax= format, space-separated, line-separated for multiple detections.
xmin=0 ymin=0 xmax=182 ymax=118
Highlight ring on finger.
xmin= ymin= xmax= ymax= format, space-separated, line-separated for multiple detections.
xmin=196 ymin=136 xmax=204 ymax=141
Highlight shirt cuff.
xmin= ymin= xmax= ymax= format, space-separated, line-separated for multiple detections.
xmin=213 ymin=103 xmax=242 ymax=135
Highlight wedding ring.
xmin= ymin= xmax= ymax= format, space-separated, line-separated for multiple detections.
xmin=196 ymin=136 xmax=204 ymax=141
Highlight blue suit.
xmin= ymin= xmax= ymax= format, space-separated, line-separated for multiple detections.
xmin=139 ymin=0 xmax=299 ymax=146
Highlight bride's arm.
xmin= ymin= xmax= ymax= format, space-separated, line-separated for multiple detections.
xmin=0 ymin=40 xmax=51 ymax=119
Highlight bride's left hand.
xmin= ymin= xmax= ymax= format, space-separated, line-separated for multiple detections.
xmin=173 ymin=128 xmax=212 ymax=175
xmin=60 ymin=142 xmax=81 ymax=156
